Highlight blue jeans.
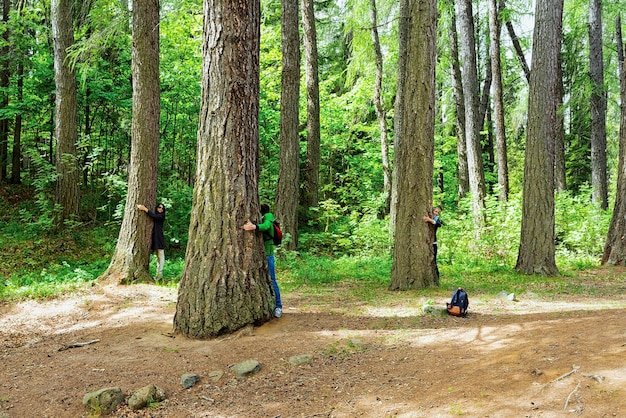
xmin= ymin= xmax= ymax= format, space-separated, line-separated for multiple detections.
xmin=267 ymin=255 xmax=282 ymax=309
xmin=433 ymin=243 xmax=440 ymax=278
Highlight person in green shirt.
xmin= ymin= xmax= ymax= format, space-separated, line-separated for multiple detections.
xmin=243 ymin=203 xmax=283 ymax=318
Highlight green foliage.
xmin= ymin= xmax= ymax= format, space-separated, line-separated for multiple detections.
xmin=554 ymin=187 xmax=610 ymax=264
xmin=298 ymin=191 xmax=609 ymax=277
xmin=99 ymin=173 xmax=129 ymax=223
xmin=442 ymin=194 xmax=522 ymax=269
xmin=158 ymin=180 xmax=194 ymax=254
xmin=0 ymin=217 xmax=117 ymax=301
xmin=17 ymin=150 xmax=62 ymax=234
xmin=282 ymin=254 xmax=391 ymax=287
xmin=2 ymin=262 xmax=100 ymax=301
xmin=0 ymin=189 xmax=618 ymax=302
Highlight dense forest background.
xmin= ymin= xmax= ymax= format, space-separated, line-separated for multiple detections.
xmin=1 ymin=0 xmax=625 ymax=297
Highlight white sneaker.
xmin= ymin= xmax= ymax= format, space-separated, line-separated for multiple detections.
xmin=274 ymin=307 xmax=282 ymax=318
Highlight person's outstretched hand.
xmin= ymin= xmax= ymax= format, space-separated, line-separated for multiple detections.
xmin=137 ymin=204 xmax=148 ymax=212
xmin=243 ymin=221 xmax=256 ymax=231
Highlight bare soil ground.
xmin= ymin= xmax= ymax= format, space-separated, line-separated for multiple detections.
xmin=1 ymin=274 xmax=626 ymax=418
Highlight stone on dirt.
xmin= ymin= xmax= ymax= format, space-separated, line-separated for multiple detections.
xmin=289 ymin=354 xmax=314 ymax=365
xmin=232 ymin=359 xmax=261 ymax=377
xmin=82 ymin=386 xmax=125 ymax=415
xmin=180 ymin=373 xmax=200 ymax=389
xmin=128 ymin=384 xmax=166 ymax=410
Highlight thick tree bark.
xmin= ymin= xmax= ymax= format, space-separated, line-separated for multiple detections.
xmin=589 ymin=0 xmax=608 ymax=209
xmin=100 ymin=0 xmax=160 ymax=284
xmin=300 ymin=0 xmax=321 ymax=214
xmin=52 ymin=0 xmax=80 ymax=222
xmin=174 ymin=0 xmax=272 ymax=338
xmin=515 ymin=0 xmax=562 ymax=276
xmin=390 ymin=0 xmax=438 ymax=291
xmin=602 ymin=15 xmax=626 ymax=265
xmin=275 ymin=0 xmax=300 ymax=251
xmin=456 ymin=0 xmax=486 ymax=224
xmin=370 ymin=0 xmax=391 ymax=208
xmin=389 ymin=0 xmax=409 ymax=239
xmin=489 ymin=0 xmax=508 ymax=201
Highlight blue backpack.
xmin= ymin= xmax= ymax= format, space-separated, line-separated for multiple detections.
xmin=447 ymin=288 xmax=469 ymax=317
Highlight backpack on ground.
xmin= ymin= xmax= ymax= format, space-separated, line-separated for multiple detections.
xmin=271 ymin=221 xmax=283 ymax=246
xmin=446 ymin=287 xmax=469 ymax=317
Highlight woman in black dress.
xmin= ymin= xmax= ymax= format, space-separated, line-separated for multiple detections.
xmin=137 ymin=203 xmax=166 ymax=280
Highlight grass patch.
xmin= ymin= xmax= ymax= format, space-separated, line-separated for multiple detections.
xmin=1 ymin=260 xmax=103 ymax=301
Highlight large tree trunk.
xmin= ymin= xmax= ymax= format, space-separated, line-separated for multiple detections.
xmin=99 ymin=0 xmax=160 ymax=284
xmin=589 ymin=0 xmax=608 ymax=209
xmin=174 ymin=0 xmax=272 ymax=338
xmin=515 ymin=0 xmax=563 ymax=276
xmin=300 ymin=0 xmax=321 ymax=215
xmin=389 ymin=0 xmax=409 ymax=240
xmin=275 ymin=0 xmax=300 ymax=251
xmin=370 ymin=0 xmax=391 ymax=209
xmin=456 ymin=0 xmax=486 ymax=224
xmin=602 ymin=15 xmax=626 ymax=265
xmin=52 ymin=0 xmax=80 ymax=222
xmin=390 ymin=0 xmax=438 ymax=291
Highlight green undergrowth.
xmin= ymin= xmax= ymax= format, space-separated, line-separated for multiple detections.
xmin=1 ymin=188 xmax=623 ymax=304
xmin=2 ymin=233 xmax=623 ymax=304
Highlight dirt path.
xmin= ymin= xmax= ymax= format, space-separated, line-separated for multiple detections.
xmin=1 ymin=283 xmax=625 ymax=417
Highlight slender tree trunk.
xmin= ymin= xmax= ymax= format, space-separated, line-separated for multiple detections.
xmin=502 ymin=0 xmax=530 ymax=83
xmin=300 ymin=0 xmax=321 ymax=214
xmin=52 ymin=0 xmax=80 ymax=221
xmin=515 ymin=0 xmax=563 ymax=276
xmin=10 ymin=0 xmax=25 ymax=185
xmin=0 ymin=0 xmax=11 ymax=182
xmin=99 ymin=0 xmax=160 ymax=284
xmin=11 ymin=60 xmax=23 ymax=184
xmin=390 ymin=0 xmax=438 ymax=291
xmin=82 ymin=86 xmax=91 ymax=188
xmin=456 ymin=0 xmax=486 ymax=224
xmin=275 ymin=0 xmax=300 ymax=251
xmin=174 ymin=0 xmax=272 ymax=338
xmin=555 ymin=52 xmax=567 ymax=192
xmin=602 ymin=15 xmax=626 ymax=265
xmin=448 ymin=7 xmax=469 ymax=200
xmin=479 ymin=50 xmax=492 ymax=131
xmin=589 ymin=0 xmax=608 ymax=209
xmin=489 ymin=0 xmax=508 ymax=201
xmin=370 ymin=0 xmax=391 ymax=209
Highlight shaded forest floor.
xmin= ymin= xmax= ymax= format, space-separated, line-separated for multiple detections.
xmin=1 ymin=270 xmax=626 ymax=417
